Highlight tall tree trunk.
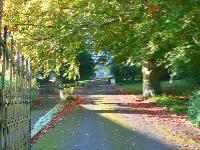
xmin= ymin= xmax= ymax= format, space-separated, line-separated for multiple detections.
xmin=142 ymin=59 xmax=161 ymax=99
xmin=0 ymin=0 xmax=4 ymax=35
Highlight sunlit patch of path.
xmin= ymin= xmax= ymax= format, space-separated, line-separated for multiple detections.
xmin=33 ymin=81 xmax=177 ymax=150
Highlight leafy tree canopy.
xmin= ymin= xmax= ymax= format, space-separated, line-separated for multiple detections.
xmin=3 ymin=0 xmax=200 ymax=81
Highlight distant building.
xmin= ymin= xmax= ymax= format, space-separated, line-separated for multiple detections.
xmin=95 ymin=63 xmax=111 ymax=79
xmin=49 ymin=73 xmax=55 ymax=82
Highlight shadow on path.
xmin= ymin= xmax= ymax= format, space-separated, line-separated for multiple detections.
xmin=33 ymin=80 xmax=178 ymax=150
xmin=34 ymin=107 xmax=176 ymax=150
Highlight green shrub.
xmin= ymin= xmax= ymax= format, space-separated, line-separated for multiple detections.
xmin=65 ymin=95 xmax=75 ymax=101
xmin=60 ymin=87 xmax=75 ymax=102
xmin=31 ymin=88 xmax=39 ymax=101
xmin=155 ymin=96 xmax=184 ymax=106
xmin=0 ymin=76 xmax=39 ymax=102
xmin=30 ymin=78 xmax=40 ymax=102
xmin=188 ymin=91 xmax=200 ymax=126
xmin=64 ymin=87 xmax=74 ymax=95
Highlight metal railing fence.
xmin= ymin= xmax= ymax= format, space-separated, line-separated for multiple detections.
xmin=0 ymin=26 xmax=32 ymax=150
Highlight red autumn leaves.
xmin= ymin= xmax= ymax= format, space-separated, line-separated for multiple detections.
xmin=122 ymin=95 xmax=200 ymax=144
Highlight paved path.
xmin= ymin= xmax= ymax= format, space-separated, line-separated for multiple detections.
xmin=33 ymin=80 xmax=179 ymax=150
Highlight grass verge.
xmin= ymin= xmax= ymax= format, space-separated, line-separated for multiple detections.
xmin=118 ymin=80 xmax=200 ymax=96
xmin=118 ymin=80 xmax=200 ymax=114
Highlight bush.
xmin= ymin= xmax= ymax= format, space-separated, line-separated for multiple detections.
xmin=31 ymin=78 xmax=40 ymax=102
xmin=188 ymin=91 xmax=200 ymax=126
xmin=0 ymin=76 xmax=39 ymax=102
xmin=64 ymin=87 xmax=74 ymax=95
xmin=60 ymin=87 xmax=75 ymax=102
xmin=155 ymin=96 xmax=183 ymax=107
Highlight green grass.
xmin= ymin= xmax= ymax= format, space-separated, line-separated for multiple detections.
xmin=161 ymin=80 xmax=200 ymax=95
xmin=118 ymin=80 xmax=200 ymax=96
xmin=149 ymin=96 xmax=188 ymax=114
xmin=118 ymin=79 xmax=200 ymax=114
xmin=117 ymin=82 xmax=143 ymax=95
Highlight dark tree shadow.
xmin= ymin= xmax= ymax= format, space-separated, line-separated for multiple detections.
xmin=33 ymin=107 xmax=178 ymax=150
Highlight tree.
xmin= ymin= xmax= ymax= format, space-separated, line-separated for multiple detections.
xmin=3 ymin=0 xmax=84 ymax=79
xmin=3 ymin=0 xmax=200 ymax=99
xmin=0 ymin=0 xmax=4 ymax=34
xmin=111 ymin=61 xmax=136 ymax=83
xmin=78 ymin=50 xmax=95 ymax=80
xmin=71 ymin=1 xmax=200 ymax=98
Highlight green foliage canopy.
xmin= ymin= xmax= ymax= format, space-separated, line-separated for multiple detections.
xmin=3 ymin=0 xmax=200 ymax=80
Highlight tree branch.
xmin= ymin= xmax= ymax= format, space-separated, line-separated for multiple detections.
xmin=12 ymin=23 xmax=54 ymax=28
